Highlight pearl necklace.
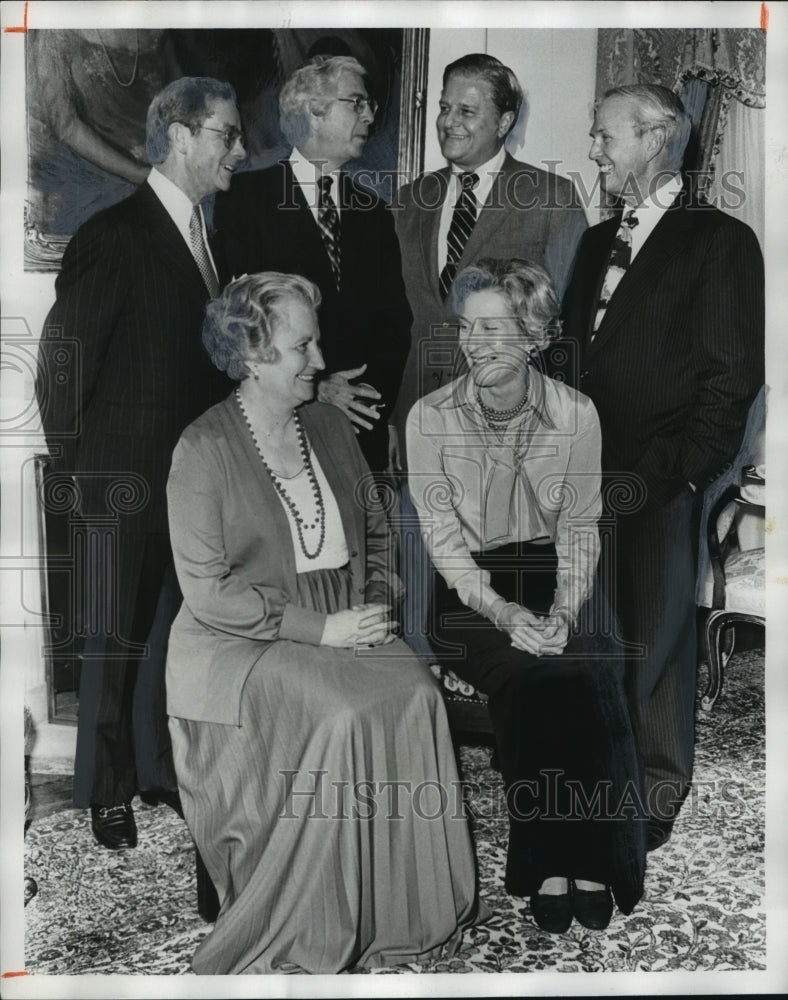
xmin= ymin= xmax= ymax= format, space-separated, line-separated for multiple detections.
xmin=476 ymin=385 xmax=529 ymax=426
xmin=235 ymin=389 xmax=325 ymax=560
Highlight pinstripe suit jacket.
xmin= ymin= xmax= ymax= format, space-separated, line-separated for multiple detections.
xmin=36 ymin=182 xmax=233 ymax=654
xmin=391 ymin=153 xmax=588 ymax=464
xmin=37 ymin=181 xmax=233 ymax=533
xmin=561 ymin=188 xmax=764 ymax=515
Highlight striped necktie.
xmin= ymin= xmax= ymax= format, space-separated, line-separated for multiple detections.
xmin=189 ymin=206 xmax=219 ymax=298
xmin=317 ymin=175 xmax=341 ymax=289
xmin=592 ymin=208 xmax=639 ymax=335
xmin=439 ymin=171 xmax=480 ymax=301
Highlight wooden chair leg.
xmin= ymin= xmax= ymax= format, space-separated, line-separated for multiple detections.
xmin=196 ymin=848 xmax=220 ymax=923
xmin=701 ymin=611 xmax=726 ymax=712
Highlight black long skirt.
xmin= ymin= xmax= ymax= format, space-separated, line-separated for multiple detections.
xmin=429 ymin=542 xmax=646 ymax=914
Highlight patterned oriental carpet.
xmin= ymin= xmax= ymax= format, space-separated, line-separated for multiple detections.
xmin=24 ymin=648 xmax=765 ymax=977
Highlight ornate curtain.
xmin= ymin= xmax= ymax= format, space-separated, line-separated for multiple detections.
xmin=595 ymin=28 xmax=765 ymax=245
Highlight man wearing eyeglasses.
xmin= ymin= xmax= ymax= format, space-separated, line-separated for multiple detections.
xmin=36 ymin=77 xmax=245 ymax=851
xmin=213 ymin=55 xmax=412 ymax=476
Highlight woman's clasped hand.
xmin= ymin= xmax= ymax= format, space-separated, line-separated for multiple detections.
xmin=320 ymin=602 xmax=398 ymax=647
xmin=494 ymin=601 xmax=571 ymax=656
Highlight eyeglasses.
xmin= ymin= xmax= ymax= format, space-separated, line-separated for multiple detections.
xmin=335 ymin=96 xmax=378 ymax=117
xmin=198 ymin=125 xmax=247 ymax=150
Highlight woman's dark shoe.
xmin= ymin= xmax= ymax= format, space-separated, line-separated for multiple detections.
xmin=571 ymin=882 xmax=614 ymax=930
xmin=90 ymin=803 xmax=137 ymax=850
xmin=529 ymin=889 xmax=573 ymax=933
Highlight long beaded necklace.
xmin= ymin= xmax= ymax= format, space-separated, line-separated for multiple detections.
xmin=235 ymin=389 xmax=326 ymax=560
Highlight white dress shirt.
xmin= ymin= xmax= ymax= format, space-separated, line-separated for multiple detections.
xmin=437 ymin=145 xmax=507 ymax=273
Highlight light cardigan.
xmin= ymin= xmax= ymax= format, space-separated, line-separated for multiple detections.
xmin=406 ymin=371 xmax=602 ymax=623
xmin=166 ymin=396 xmax=402 ymax=726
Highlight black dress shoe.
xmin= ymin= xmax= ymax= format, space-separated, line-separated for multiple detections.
xmin=647 ymin=816 xmax=674 ymax=852
xmin=140 ymin=788 xmax=184 ymax=819
xmin=572 ymin=882 xmax=614 ymax=930
xmin=91 ymin=803 xmax=137 ymax=850
xmin=529 ymin=890 xmax=573 ymax=933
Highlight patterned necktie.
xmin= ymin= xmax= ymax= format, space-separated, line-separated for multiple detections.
xmin=189 ymin=205 xmax=219 ymax=298
xmin=439 ymin=171 xmax=480 ymax=301
xmin=317 ymin=175 xmax=341 ymax=289
xmin=592 ymin=208 xmax=639 ymax=334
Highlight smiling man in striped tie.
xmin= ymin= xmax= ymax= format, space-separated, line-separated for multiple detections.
xmin=213 ymin=54 xmax=413 ymax=477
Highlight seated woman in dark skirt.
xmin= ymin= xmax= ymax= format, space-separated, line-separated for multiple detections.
xmin=406 ymin=258 xmax=646 ymax=934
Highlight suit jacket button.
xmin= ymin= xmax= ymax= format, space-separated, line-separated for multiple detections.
xmin=432 ymin=373 xmax=440 ymax=382
xmin=350 ymin=550 xmax=358 ymax=558
xmin=580 ymin=369 xmax=589 ymax=379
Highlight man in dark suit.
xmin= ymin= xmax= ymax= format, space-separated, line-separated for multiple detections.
xmin=561 ymin=85 xmax=764 ymax=850
xmin=213 ymin=54 xmax=412 ymax=476
xmin=392 ymin=52 xmax=587 ymax=660
xmin=36 ymin=77 xmax=245 ymax=849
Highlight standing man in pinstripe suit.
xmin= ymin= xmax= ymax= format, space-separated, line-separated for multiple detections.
xmin=36 ymin=77 xmax=244 ymax=849
xmin=562 ymin=85 xmax=764 ymax=851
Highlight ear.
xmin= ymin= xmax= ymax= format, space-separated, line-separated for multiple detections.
xmin=497 ymin=110 xmax=516 ymax=138
xmin=168 ymin=121 xmax=192 ymax=155
xmin=645 ymin=124 xmax=667 ymax=162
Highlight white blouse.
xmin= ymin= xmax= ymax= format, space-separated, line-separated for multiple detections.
xmin=272 ymin=447 xmax=349 ymax=574
xmin=406 ymin=370 xmax=602 ymax=622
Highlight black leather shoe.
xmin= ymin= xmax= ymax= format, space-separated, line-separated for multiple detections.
xmin=572 ymin=882 xmax=614 ymax=930
xmin=140 ymin=788 xmax=184 ymax=819
xmin=91 ymin=803 xmax=137 ymax=850
xmin=647 ymin=816 xmax=674 ymax=852
xmin=529 ymin=890 xmax=573 ymax=933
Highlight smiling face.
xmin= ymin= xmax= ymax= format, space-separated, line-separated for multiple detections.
xmin=588 ymin=96 xmax=655 ymax=205
xmin=458 ymin=288 xmax=530 ymax=389
xmin=180 ymin=97 xmax=246 ymax=202
xmin=306 ymin=69 xmax=373 ymax=170
xmin=437 ymin=73 xmax=513 ymax=172
xmin=257 ymin=297 xmax=325 ymax=407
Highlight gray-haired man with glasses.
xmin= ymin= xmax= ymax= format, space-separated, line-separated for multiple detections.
xmin=36 ymin=76 xmax=244 ymax=851
xmin=214 ymin=55 xmax=412 ymax=476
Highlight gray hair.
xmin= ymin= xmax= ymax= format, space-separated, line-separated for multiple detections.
xmin=202 ymin=272 xmax=322 ymax=382
xmin=602 ymin=84 xmax=692 ymax=172
xmin=452 ymin=257 xmax=561 ymax=352
xmin=443 ymin=53 xmax=523 ymax=136
xmin=279 ymin=55 xmax=367 ymax=148
xmin=145 ymin=77 xmax=237 ymax=165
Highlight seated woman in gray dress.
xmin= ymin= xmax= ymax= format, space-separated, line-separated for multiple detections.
xmin=166 ymin=272 xmax=482 ymax=974
xmin=406 ymin=258 xmax=646 ymax=934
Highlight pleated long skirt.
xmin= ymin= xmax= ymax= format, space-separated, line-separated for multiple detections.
xmin=429 ymin=542 xmax=647 ymax=915
xmin=170 ymin=566 xmax=482 ymax=974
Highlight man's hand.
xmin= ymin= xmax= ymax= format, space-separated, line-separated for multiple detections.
xmin=317 ymin=364 xmax=382 ymax=432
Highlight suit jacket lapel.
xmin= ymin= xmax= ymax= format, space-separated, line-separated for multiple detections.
xmin=590 ymin=199 xmax=694 ymax=355
xmin=417 ymin=169 xmax=450 ymax=303
xmin=135 ymin=182 xmax=211 ymax=302
xmin=459 ymin=155 xmax=514 ymax=266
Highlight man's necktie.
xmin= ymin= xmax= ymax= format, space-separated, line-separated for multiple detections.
xmin=189 ymin=206 xmax=219 ymax=298
xmin=592 ymin=208 xmax=639 ymax=334
xmin=439 ymin=171 xmax=480 ymax=301
xmin=317 ymin=175 xmax=341 ymax=289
